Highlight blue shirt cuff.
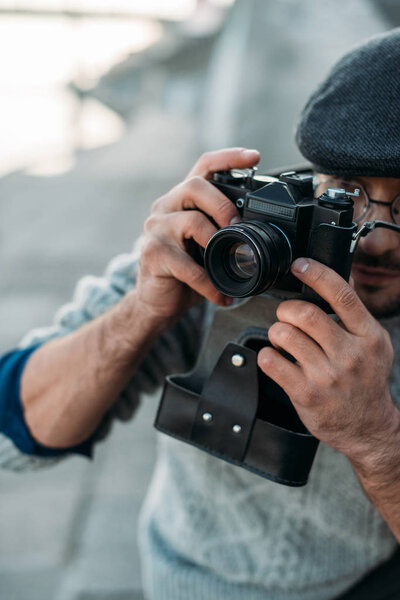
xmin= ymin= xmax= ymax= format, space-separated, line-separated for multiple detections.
xmin=0 ymin=345 xmax=94 ymax=458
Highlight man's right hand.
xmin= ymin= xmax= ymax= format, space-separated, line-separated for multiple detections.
xmin=20 ymin=148 xmax=259 ymax=448
xmin=135 ymin=147 xmax=260 ymax=326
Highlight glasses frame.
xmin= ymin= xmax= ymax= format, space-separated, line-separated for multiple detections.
xmin=313 ymin=175 xmax=400 ymax=225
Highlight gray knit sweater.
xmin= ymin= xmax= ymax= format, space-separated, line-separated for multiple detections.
xmin=1 ymin=248 xmax=399 ymax=600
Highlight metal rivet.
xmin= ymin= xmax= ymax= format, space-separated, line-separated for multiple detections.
xmin=202 ymin=412 xmax=213 ymax=423
xmin=236 ymin=198 xmax=244 ymax=208
xmin=231 ymin=353 xmax=245 ymax=367
xmin=232 ymin=424 xmax=242 ymax=434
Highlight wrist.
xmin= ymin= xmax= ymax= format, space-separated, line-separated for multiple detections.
xmin=348 ymin=403 xmax=400 ymax=484
xmin=101 ymin=289 xmax=171 ymax=364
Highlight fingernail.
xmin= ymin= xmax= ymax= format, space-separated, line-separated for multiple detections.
xmin=292 ymin=258 xmax=309 ymax=274
xmin=241 ymin=149 xmax=259 ymax=160
xmin=230 ymin=216 xmax=241 ymax=225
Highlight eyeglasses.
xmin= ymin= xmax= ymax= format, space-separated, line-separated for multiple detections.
xmin=313 ymin=175 xmax=400 ymax=225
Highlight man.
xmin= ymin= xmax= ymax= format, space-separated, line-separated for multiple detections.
xmin=1 ymin=29 xmax=400 ymax=600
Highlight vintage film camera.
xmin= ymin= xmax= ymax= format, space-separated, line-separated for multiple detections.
xmin=155 ymin=168 xmax=400 ymax=486
xmin=203 ymin=168 xmax=356 ymax=309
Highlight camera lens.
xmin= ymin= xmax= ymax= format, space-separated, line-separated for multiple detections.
xmin=228 ymin=242 xmax=258 ymax=278
xmin=204 ymin=221 xmax=292 ymax=298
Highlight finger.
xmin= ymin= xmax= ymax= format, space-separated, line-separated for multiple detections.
xmin=257 ymin=345 xmax=304 ymax=398
xmin=291 ymin=258 xmax=375 ymax=336
xmin=267 ymin=321 xmax=329 ymax=374
xmin=276 ymin=299 xmax=348 ymax=356
xmin=163 ymin=245 xmax=230 ymax=306
xmin=145 ymin=210 xmax=218 ymax=250
xmin=187 ymin=148 xmax=260 ymax=179
xmin=155 ymin=176 xmax=239 ymax=228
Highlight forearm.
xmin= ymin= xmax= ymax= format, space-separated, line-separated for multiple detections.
xmin=349 ymin=408 xmax=400 ymax=542
xmin=20 ymin=289 xmax=168 ymax=448
xmin=19 ymin=149 xmax=261 ymax=450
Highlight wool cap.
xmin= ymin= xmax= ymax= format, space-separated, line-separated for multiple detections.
xmin=295 ymin=28 xmax=400 ymax=178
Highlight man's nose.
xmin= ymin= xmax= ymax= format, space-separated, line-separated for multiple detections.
xmin=358 ymin=205 xmax=400 ymax=256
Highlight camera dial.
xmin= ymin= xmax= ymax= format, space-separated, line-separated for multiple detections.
xmin=318 ymin=188 xmax=354 ymax=210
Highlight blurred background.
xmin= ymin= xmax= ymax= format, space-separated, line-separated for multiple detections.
xmin=0 ymin=1 xmax=398 ymax=598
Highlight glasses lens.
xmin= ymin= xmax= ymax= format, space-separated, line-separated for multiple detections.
xmin=392 ymin=195 xmax=400 ymax=225
xmin=314 ymin=176 xmax=368 ymax=222
xmin=228 ymin=242 xmax=258 ymax=278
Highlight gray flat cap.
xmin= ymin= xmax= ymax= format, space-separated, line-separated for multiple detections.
xmin=295 ymin=29 xmax=400 ymax=177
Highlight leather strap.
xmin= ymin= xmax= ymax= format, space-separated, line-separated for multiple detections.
xmin=191 ymin=343 xmax=258 ymax=461
xmin=155 ymin=296 xmax=319 ymax=486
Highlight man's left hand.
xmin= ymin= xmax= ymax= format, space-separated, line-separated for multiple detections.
xmin=257 ymin=257 xmax=400 ymax=468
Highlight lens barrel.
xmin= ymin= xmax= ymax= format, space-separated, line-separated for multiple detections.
xmin=204 ymin=221 xmax=292 ymax=298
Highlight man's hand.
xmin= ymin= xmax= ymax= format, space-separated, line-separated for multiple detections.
xmin=257 ymin=257 xmax=400 ymax=469
xmin=136 ymin=148 xmax=260 ymax=326
xmin=257 ymin=257 xmax=400 ymax=541
xmin=21 ymin=148 xmax=260 ymax=449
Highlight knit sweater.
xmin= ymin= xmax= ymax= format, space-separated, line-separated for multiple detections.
xmin=0 ymin=248 xmax=399 ymax=599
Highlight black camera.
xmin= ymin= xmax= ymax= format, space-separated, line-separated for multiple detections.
xmin=203 ymin=168 xmax=357 ymax=307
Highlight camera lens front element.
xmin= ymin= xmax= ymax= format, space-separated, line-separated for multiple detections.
xmin=204 ymin=221 xmax=292 ymax=298
xmin=228 ymin=242 xmax=258 ymax=278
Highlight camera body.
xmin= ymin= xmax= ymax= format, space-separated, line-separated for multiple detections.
xmin=204 ymin=169 xmax=357 ymax=307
